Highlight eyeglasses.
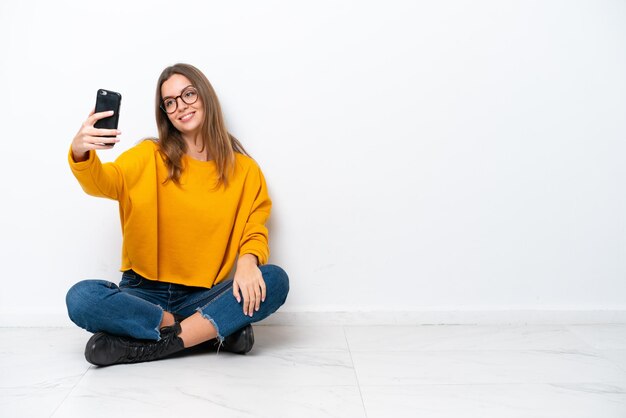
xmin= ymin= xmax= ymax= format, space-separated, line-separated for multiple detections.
xmin=160 ymin=86 xmax=199 ymax=114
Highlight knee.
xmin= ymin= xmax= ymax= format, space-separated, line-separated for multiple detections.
xmin=66 ymin=279 xmax=113 ymax=322
xmin=260 ymin=264 xmax=290 ymax=303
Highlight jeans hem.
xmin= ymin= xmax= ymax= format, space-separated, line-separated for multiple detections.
xmin=196 ymin=308 xmax=224 ymax=343
xmin=154 ymin=307 xmax=165 ymax=341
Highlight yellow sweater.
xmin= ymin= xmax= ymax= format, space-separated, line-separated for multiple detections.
xmin=68 ymin=140 xmax=271 ymax=288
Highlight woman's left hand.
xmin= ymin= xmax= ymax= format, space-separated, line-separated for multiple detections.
xmin=233 ymin=254 xmax=266 ymax=317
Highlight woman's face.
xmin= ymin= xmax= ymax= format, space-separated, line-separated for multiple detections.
xmin=161 ymin=74 xmax=204 ymax=138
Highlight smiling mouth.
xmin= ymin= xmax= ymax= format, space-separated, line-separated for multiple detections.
xmin=179 ymin=112 xmax=195 ymax=122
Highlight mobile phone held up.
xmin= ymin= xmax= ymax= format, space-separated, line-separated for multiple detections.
xmin=94 ymin=89 xmax=122 ymax=145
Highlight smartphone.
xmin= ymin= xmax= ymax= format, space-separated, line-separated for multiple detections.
xmin=94 ymin=89 xmax=122 ymax=143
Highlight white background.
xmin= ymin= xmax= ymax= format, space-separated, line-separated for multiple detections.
xmin=1 ymin=0 xmax=625 ymax=325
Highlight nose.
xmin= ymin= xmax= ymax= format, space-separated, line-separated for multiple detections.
xmin=175 ymin=96 xmax=188 ymax=112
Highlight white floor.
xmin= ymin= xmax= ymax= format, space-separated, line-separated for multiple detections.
xmin=1 ymin=325 xmax=626 ymax=418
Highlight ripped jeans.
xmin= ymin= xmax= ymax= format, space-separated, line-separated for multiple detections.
xmin=65 ymin=265 xmax=289 ymax=342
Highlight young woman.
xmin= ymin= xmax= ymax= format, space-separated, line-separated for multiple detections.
xmin=66 ymin=63 xmax=289 ymax=366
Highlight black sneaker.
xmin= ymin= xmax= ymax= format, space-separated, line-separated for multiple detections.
xmin=84 ymin=323 xmax=185 ymax=366
xmin=201 ymin=324 xmax=255 ymax=354
xmin=221 ymin=324 xmax=255 ymax=354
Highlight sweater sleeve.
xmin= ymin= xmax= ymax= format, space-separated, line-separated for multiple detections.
xmin=68 ymin=141 xmax=156 ymax=201
xmin=68 ymin=148 xmax=124 ymax=200
xmin=239 ymin=164 xmax=272 ymax=265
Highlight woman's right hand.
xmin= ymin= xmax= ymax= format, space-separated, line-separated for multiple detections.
xmin=71 ymin=108 xmax=121 ymax=162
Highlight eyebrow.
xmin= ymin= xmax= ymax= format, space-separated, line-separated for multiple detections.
xmin=162 ymin=84 xmax=194 ymax=100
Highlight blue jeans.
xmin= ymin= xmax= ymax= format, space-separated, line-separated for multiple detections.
xmin=66 ymin=264 xmax=289 ymax=342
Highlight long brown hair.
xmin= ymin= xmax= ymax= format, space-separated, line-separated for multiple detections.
xmin=154 ymin=63 xmax=248 ymax=187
